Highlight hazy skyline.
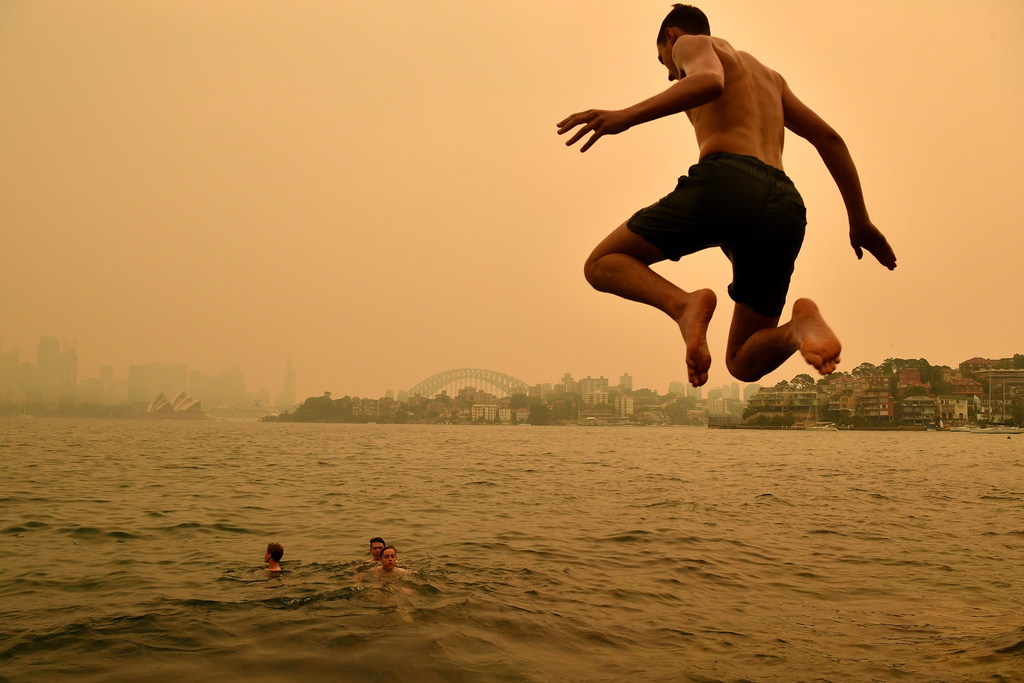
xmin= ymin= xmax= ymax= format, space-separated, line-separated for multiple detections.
xmin=1 ymin=334 xmax=1017 ymax=407
xmin=4 ymin=1 xmax=1022 ymax=401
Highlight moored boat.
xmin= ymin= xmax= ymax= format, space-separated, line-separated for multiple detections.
xmin=971 ymin=426 xmax=1023 ymax=435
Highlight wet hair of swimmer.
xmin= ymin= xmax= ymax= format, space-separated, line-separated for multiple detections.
xmin=266 ymin=542 xmax=284 ymax=562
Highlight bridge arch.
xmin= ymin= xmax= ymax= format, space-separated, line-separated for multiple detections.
xmin=408 ymin=368 xmax=530 ymax=399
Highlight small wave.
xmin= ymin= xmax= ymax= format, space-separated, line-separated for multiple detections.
xmin=604 ymin=530 xmax=653 ymax=543
xmin=755 ymin=493 xmax=793 ymax=505
xmin=641 ymin=499 xmax=682 ymax=508
xmin=2 ymin=521 xmax=50 ymax=535
xmin=994 ymin=640 xmax=1024 ymax=655
xmin=211 ymin=522 xmax=255 ymax=534
xmin=58 ymin=526 xmax=143 ymax=541
xmin=58 ymin=528 xmax=110 ymax=540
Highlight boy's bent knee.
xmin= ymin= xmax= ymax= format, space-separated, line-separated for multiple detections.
xmin=726 ymin=356 xmax=766 ymax=383
xmin=583 ymin=253 xmax=608 ymax=291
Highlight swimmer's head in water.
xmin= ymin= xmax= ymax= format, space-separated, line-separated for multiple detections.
xmin=369 ymin=537 xmax=386 ymax=560
xmin=266 ymin=542 xmax=284 ymax=562
xmin=380 ymin=545 xmax=398 ymax=570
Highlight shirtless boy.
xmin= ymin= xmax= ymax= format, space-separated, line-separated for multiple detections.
xmin=557 ymin=4 xmax=896 ymax=387
xmin=359 ymin=545 xmax=411 ymax=584
xmin=265 ymin=542 xmax=284 ymax=573
xmin=366 ymin=537 xmax=386 ymax=565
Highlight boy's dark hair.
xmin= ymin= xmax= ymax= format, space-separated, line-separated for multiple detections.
xmin=267 ymin=542 xmax=284 ymax=562
xmin=369 ymin=537 xmax=385 ymax=547
xmin=658 ymin=4 xmax=711 ymax=43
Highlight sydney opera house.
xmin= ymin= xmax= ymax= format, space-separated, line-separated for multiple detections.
xmin=145 ymin=390 xmax=206 ymax=418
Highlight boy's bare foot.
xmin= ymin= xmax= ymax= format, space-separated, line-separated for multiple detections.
xmin=675 ymin=289 xmax=717 ymax=386
xmin=790 ymin=298 xmax=841 ymax=375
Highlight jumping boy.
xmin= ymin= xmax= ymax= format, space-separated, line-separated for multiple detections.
xmin=557 ymin=4 xmax=896 ymax=387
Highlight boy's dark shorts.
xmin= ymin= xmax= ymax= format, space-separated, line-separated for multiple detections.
xmin=626 ymin=153 xmax=807 ymax=318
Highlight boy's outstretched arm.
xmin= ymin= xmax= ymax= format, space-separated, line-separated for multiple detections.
xmin=557 ymin=35 xmax=724 ymax=153
xmin=782 ymin=81 xmax=897 ymax=270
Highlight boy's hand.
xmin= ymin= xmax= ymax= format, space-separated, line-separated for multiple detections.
xmin=557 ymin=109 xmax=631 ymax=152
xmin=850 ymin=221 xmax=896 ymax=270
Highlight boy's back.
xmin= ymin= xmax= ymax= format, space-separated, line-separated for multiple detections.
xmin=684 ymin=37 xmax=788 ymax=169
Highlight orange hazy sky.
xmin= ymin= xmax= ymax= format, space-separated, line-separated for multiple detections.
xmin=2 ymin=0 xmax=1022 ymax=400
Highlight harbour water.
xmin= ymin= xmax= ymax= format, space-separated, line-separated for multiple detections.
xmin=1 ymin=419 xmax=1022 ymax=682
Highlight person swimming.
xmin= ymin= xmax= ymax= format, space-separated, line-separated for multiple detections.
xmin=366 ymin=536 xmax=386 ymax=565
xmin=359 ymin=545 xmax=411 ymax=583
xmin=265 ymin=542 xmax=284 ymax=573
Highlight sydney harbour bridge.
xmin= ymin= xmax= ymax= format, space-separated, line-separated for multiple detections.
xmin=406 ymin=368 xmax=530 ymax=399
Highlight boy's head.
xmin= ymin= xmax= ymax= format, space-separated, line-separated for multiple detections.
xmin=369 ymin=537 xmax=386 ymax=560
xmin=657 ymin=4 xmax=711 ymax=43
xmin=380 ymin=545 xmax=398 ymax=570
xmin=266 ymin=542 xmax=284 ymax=562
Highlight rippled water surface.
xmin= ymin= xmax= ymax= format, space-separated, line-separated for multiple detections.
xmin=1 ymin=419 xmax=1022 ymax=682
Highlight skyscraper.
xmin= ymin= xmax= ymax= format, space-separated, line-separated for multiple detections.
xmin=36 ymin=337 xmax=61 ymax=408
xmin=278 ymin=358 xmax=296 ymax=410
xmin=60 ymin=344 xmax=77 ymax=405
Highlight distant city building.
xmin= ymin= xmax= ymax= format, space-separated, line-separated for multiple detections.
xmin=277 ymin=358 xmax=296 ymax=410
xmin=901 ymin=395 xmax=936 ymax=425
xmin=707 ymin=397 xmax=730 ymax=416
xmin=974 ymin=368 xmax=1024 ymax=389
xmin=619 ymin=373 xmax=633 ymax=393
xmin=530 ymin=383 xmax=552 ymax=399
xmin=351 ymin=398 xmax=377 ymax=417
xmin=686 ymin=384 xmax=702 ymax=401
xmin=79 ymin=369 xmax=124 ymax=405
xmin=471 ymin=404 xmax=497 ymax=421
xmin=743 ymin=383 xmax=762 ymax=401
xmin=579 ymin=376 xmax=610 ymax=407
xmin=36 ymin=336 xmax=61 ymax=407
xmin=128 ymin=364 xmax=155 ymax=405
xmin=937 ymin=395 xmax=970 ymax=423
xmin=128 ymin=363 xmax=187 ymax=405
xmin=668 ymin=380 xmax=686 ymax=396
xmin=896 ymin=368 xmax=930 ymax=393
xmin=940 ymin=368 xmax=964 ymax=382
xmin=0 ymin=345 xmax=20 ymax=405
xmin=190 ymin=366 xmax=247 ymax=408
xmin=158 ymin=364 xmax=188 ymax=399
xmin=616 ymin=394 xmax=634 ymax=417
xmin=858 ymin=389 xmax=895 ymax=419
xmin=959 ymin=357 xmax=1006 ymax=374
